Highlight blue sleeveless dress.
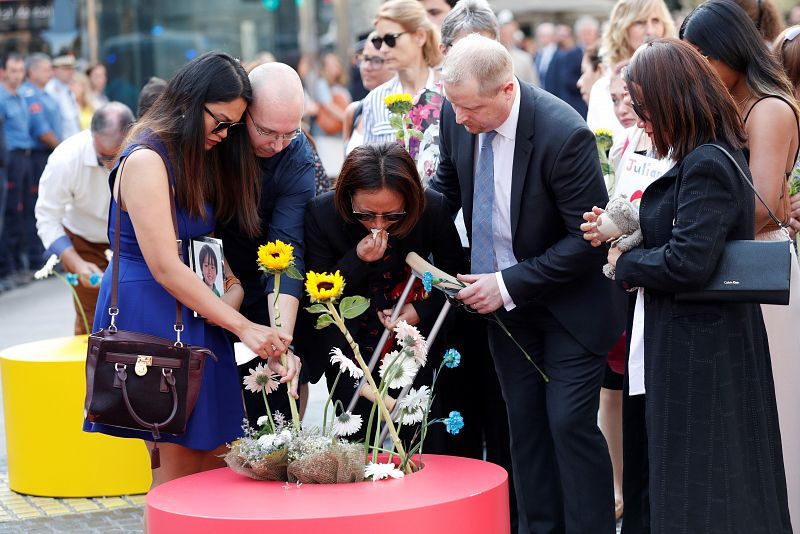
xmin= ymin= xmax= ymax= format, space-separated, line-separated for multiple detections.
xmin=83 ymin=138 xmax=244 ymax=450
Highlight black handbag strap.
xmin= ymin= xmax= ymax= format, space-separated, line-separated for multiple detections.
xmin=109 ymin=146 xmax=185 ymax=345
xmin=675 ymin=144 xmax=788 ymax=230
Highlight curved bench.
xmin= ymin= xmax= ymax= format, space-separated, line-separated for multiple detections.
xmin=0 ymin=336 xmax=151 ymax=497
xmin=147 ymin=455 xmax=509 ymax=533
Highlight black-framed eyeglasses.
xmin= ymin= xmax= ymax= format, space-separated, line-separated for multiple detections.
xmin=97 ymin=154 xmax=116 ymax=166
xmin=352 ymin=210 xmax=407 ymax=223
xmin=247 ymin=112 xmax=301 ymax=142
xmin=358 ymin=55 xmax=385 ymax=69
xmin=371 ymin=32 xmax=407 ymax=49
xmin=204 ymin=106 xmax=243 ymax=133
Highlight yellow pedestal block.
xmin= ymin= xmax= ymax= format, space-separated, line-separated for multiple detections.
xmin=0 ymin=336 xmax=151 ymax=497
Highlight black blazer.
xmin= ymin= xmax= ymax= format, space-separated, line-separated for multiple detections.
xmin=430 ymin=81 xmax=625 ymax=355
xmin=296 ymin=188 xmax=466 ymax=382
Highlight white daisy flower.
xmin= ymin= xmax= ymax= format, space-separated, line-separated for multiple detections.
xmin=332 ymin=411 xmax=363 ymax=436
xmin=242 ymin=363 xmax=280 ymax=394
xmin=329 ymin=347 xmax=364 ymax=379
xmin=378 ymin=351 xmax=418 ymax=389
xmin=394 ymin=406 xmax=425 ymax=425
xmin=393 ymin=320 xmax=428 ymax=367
xmin=34 ymin=254 xmax=59 ymax=280
xmin=364 ymin=461 xmax=405 ymax=481
xmin=398 ymin=386 xmax=430 ymax=411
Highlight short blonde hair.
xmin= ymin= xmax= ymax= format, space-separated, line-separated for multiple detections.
xmin=375 ymin=0 xmax=443 ymax=67
xmin=599 ymin=0 xmax=676 ymax=68
xmin=441 ymin=33 xmax=513 ymax=96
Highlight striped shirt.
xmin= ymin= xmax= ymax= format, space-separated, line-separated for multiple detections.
xmin=361 ymin=68 xmax=438 ymax=146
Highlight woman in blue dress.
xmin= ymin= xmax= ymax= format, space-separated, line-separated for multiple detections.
xmin=85 ymin=52 xmax=300 ymax=489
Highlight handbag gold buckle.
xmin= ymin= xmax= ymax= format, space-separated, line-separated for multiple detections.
xmin=135 ymin=355 xmax=153 ymax=376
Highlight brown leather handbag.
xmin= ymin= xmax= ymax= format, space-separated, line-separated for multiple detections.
xmin=84 ymin=149 xmax=217 ymax=469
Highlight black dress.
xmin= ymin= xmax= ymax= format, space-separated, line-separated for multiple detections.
xmin=615 ymin=144 xmax=791 ymax=533
xmin=296 ymin=189 xmax=465 ymax=451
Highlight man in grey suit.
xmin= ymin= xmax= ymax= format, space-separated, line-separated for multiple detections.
xmin=430 ymin=34 xmax=625 ymax=533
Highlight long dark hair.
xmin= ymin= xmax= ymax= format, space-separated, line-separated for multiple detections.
xmin=334 ymin=143 xmax=426 ymax=239
xmin=126 ymin=51 xmax=261 ymax=236
xmin=625 ymin=38 xmax=747 ymax=161
xmin=680 ymin=0 xmax=798 ymax=117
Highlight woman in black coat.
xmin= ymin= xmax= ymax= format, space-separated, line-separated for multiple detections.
xmin=297 ymin=143 xmax=465 ymax=450
xmin=583 ymin=39 xmax=790 ymax=533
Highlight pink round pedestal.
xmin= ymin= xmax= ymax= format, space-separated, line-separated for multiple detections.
xmin=147 ymin=454 xmax=509 ymax=534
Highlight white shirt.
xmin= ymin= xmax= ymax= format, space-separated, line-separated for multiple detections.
xmin=45 ymin=78 xmax=81 ymax=139
xmin=471 ymin=80 xmax=521 ymax=311
xmin=35 ymin=129 xmax=111 ymax=254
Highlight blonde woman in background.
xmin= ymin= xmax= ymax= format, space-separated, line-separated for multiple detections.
xmin=587 ymin=0 xmax=674 ymax=142
xmin=70 ymin=72 xmax=95 ymax=130
xmin=361 ymin=0 xmax=443 ymax=145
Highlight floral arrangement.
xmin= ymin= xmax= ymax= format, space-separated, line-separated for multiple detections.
xmin=384 ymin=93 xmax=423 ymax=153
xmin=34 ymin=253 xmax=102 ymax=334
xmin=594 ymin=129 xmax=616 ymax=194
xmin=226 ymin=267 xmax=465 ymax=483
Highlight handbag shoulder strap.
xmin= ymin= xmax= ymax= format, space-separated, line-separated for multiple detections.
xmin=698 ymin=143 xmax=787 ymax=230
xmin=109 ymin=146 xmax=184 ymax=344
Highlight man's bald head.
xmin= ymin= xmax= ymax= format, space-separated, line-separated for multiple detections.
xmin=247 ymin=62 xmax=305 ymax=157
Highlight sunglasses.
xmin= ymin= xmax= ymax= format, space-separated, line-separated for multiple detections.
xmin=352 ymin=210 xmax=407 ymax=223
xmin=371 ymin=32 xmax=407 ymax=49
xmin=358 ymin=55 xmax=385 ymax=69
xmin=204 ymin=106 xmax=243 ymax=133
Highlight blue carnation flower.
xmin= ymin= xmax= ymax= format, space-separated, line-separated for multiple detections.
xmin=443 ymin=348 xmax=461 ymax=369
xmin=89 ymin=273 xmax=102 ymax=286
xmin=422 ymin=271 xmax=433 ymax=292
xmin=65 ymin=273 xmax=80 ymax=286
xmin=445 ymin=410 xmax=464 ymax=435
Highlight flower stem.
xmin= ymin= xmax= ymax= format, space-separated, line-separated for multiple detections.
xmin=325 ymin=302 xmax=409 ymax=470
xmin=491 ymin=312 xmax=549 ymax=382
xmin=262 ymin=389 xmax=275 ymax=433
xmin=56 ymin=273 xmax=90 ymax=335
xmin=273 ymin=274 xmax=301 ymax=431
xmin=322 ymin=369 xmax=343 ymax=435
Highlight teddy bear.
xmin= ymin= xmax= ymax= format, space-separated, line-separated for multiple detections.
xmin=595 ymin=195 xmax=643 ymax=280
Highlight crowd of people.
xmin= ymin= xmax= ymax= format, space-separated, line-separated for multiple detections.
xmin=2 ymin=0 xmax=800 ymax=532
xmin=0 ymin=53 xmax=110 ymax=293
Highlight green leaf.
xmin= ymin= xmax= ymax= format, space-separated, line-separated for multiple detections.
xmin=315 ymin=313 xmax=334 ymax=329
xmin=306 ymin=303 xmax=328 ymax=314
xmin=285 ymin=265 xmax=303 ymax=280
xmin=339 ymin=295 xmax=370 ymax=320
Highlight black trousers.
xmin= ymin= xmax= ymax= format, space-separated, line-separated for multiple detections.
xmin=488 ymin=305 xmax=614 ymax=534
xmin=0 ymin=150 xmax=32 ymax=273
xmin=26 ymin=150 xmax=50 ymax=265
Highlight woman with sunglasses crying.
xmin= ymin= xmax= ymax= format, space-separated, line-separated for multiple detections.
xmin=296 ymin=143 xmax=464 ymax=449
xmin=360 ymin=0 xmax=443 ymax=145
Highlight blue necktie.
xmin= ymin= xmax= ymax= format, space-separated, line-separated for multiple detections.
xmin=470 ymin=130 xmax=497 ymax=274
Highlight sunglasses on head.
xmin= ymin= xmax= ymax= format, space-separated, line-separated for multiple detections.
xmin=371 ymin=32 xmax=407 ymax=49
xmin=351 ymin=210 xmax=406 ymax=223
xmin=204 ymin=106 xmax=243 ymax=133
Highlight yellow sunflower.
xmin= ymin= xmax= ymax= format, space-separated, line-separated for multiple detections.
xmin=257 ymin=240 xmax=294 ymax=272
xmin=305 ymin=270 xmax=345 ymax=303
